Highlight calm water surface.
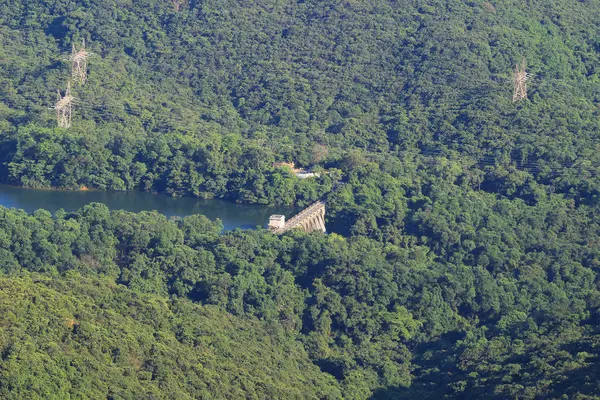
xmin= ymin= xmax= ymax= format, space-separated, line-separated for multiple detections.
xmin=0 ymin=184 xmax=295 ymax=231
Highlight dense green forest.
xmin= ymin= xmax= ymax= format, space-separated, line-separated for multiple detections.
xmin=0 ymin=274 xmax=341 ymax=399
xmin=0 ymin=180 xmax=599 ymax=398
xmin=1 ymin=0 xmax=599 ymax=204
xmin=1 ymin=0 xmax=600 ymax=398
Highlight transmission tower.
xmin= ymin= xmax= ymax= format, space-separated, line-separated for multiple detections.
xmin=512 ymin=58 xmax=529 ymax=102
xmin=171 ymin=0 xmax=184 ymax=11
xmin=55 ymin=82 xmax=74 ymax=128
xmin=70 ymin=39 xmax=92 ymax=85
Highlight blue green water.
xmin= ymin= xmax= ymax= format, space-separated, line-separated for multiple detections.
xmin=0 ymin=184 xmax=295 ymax=231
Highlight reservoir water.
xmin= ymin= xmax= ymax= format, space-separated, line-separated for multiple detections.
xmin=0 ymin=184 xmax=296 ymax=231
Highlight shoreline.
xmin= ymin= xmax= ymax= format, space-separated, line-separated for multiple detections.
xmin=0 ymin=182 xmax=301 ymax=208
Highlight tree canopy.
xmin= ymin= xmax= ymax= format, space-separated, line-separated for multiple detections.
xmin=1 ymin=0 xmax=600 ymax=398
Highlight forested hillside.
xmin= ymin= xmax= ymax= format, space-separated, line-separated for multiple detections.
xmin=0 ymin=274 xmax=341 ymax=399
xmin=1 ymin=0 xmax=600 ymax=399
xmin=0 ymin=200 xmax=598 ymax=398
xmin=1 ymin=0 xmax=599 ymax=203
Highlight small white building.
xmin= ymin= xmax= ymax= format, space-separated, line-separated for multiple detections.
xmin=268 ymin=215 xmax=286 ymax=230
xmin=295 ymin=171 xmax=320 ymax=179
xmin=273 ymin=162 xmax=320 ymax=179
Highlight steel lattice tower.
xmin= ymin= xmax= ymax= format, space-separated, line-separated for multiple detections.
xmin=55 ymin=82 xmax=74 ymax=128
xmin=512 ymin=59 xmax=529 ymax=102
xmin=70 ymin=39 xmax=91 ymax=85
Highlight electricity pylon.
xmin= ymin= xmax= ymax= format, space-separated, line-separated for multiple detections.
xmin=512 ymin=58 xmax=529 ymax=102
xmin=70 ymin=39 xmax=92 ymax=85
xmin=55 ymin=82 xmax=74 ymax=128
xmin=171 ymin=0 xmax=184 ymax=11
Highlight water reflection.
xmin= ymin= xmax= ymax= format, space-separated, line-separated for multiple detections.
xmin=0 ymin=184 xmax=296 ymax=231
